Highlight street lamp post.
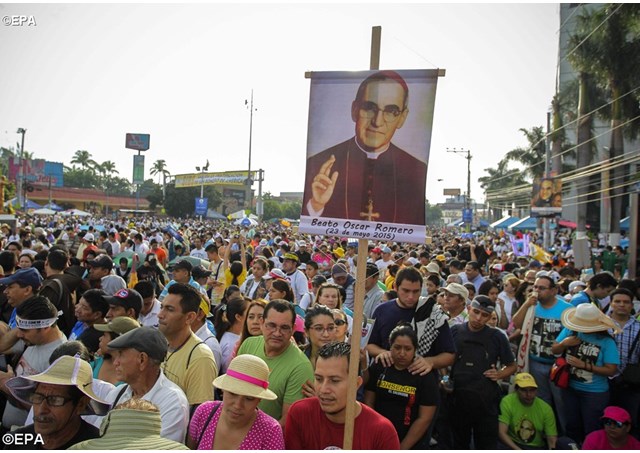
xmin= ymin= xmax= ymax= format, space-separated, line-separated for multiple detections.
xmin=447 ymin=148 xmax=472 ymax=230
xmin=16 ymin=128 xmax=26 ymax=209
xmin=195 ymin=160 xmax=209 ymax=221
xmin=246 ymin=90 xmax=256 ymax=212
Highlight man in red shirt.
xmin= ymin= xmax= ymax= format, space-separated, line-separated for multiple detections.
xmin=285 ymin=342 xmax=399 ymax=450
xmin=582 ymin=406 xmax=640 ymax=450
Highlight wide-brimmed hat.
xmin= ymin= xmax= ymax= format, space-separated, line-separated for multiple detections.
xmin=561 ymin=303 xmax=621 ymax=334
xmin=425 ymin=262 xmax=440 ymax=274
xmin=68 ymin=408 xmax=188 ymax=450
xmin=6 ymin=356 xmax=111 ymax=416
xmin=213 ymin=354 xmax=277 ymax=400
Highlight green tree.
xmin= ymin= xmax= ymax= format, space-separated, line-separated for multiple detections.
xmin=163 ymin=183 xmax=222 ymax=217
xmin=568 ymin=4 xmax=640 ymax=243
xmin=70 ymin=150 xmax=97 ymax=172
xmin=503 ymin=127 xmax=547 ymax=181
xmin=425 ymin=202 xmax=443 ymax=226
xmin=262 ymin=199 xmax=283 ymax=220
xmin=150 ymin=159 xmax=170 ymax=204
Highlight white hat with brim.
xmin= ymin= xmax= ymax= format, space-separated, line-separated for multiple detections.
xmin=6 ymin=356 xmax=111 ymax=416
xmin=213 ymin=354 xmax=277 ymax=400
xmin=561 ymin=303 xmax=621 ymax=334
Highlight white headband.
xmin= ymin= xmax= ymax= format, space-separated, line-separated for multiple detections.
xmin=16 ymin=311 xmax=61 ymax=330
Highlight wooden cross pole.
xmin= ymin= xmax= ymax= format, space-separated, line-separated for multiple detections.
xmin=342 ymin=24 xmax=381 ymax=451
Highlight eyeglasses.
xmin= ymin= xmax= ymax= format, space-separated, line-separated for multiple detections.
xmin=310 ymin=325 xmax=336 ymax=334
xmin=603 ymin=418 xmax=628 ymax=429
xmin=358 ymin=101 xmax=404 ymax=123
xmin=28 ymin=392 xmax=74 ymax=407
xmin=334 ymin=319 xmax=347 ymax=326
xmin=263 ymin=322 xmax=292 ymax=334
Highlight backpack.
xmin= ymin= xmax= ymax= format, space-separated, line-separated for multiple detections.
xmin=451 ymin=325 xmax=501 ymax=411
xmin=39 ymin=278 xmax=75 ymax=337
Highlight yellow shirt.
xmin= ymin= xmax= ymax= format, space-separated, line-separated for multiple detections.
xmin=161 ymin=332 xmax=217 ymax=405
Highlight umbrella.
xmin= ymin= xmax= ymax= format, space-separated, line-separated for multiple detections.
xmin=33 ymin=208 xmax=57 ymax=215
xmin=167 ymin=256 xmax=210 ymax=270
xmin=235 ymin=217 xmax=257 ymax=227
xmin=113 ymin=250 xmax=147 ymax=269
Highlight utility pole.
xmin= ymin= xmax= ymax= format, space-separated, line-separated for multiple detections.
xmin=246 ymin=90 xmax=256 ymax=212
xmin=543 ymin=111 xmax=552 ymax=250
xmin=447 ymin=148 xmax=472 ymax=228
xmin=16 ymin=128 xmax=26 ymax=209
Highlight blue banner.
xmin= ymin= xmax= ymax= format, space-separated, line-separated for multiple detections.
xmin=195 ymin=197 xmax=208 ymax=216
xmin=462 ymin=208 xmax=473 ymax=223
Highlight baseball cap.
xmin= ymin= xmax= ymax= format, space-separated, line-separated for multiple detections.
xmin=94 ymin=316 xmax=141 ymax=335
xmin=88 ymin=254 xmax=114 ymax=270
xmin=601 ymin=406 xmax=631 ymax=424
xmin=298 ymin=263 xmax=307 ymax=271
xmin=84 ymin=233 xmax=95 ymax=242
xmin=371 ymin=247 xmax=382 ymax=254
xmin=491 ymin=263 xmax=504 ymax=272
xmin=331 ymin=264 xmax=348 ymax=278
xmin=104 ymin=288 xmax=143 ymax=314
xmin=443 ymin=283 xmax=469 ymax=300
xmin=381 ymin=246 xmax=392 ymax=254
xmin=568 ymin=280 xmax=587 ymax=292
xmin=107 ymin=326 xmax=168 ymax=362
xmin=263 ymin=268 xmax=287 ymax=280
xmin=435 ymin=254 xmax=446 ymax=262
xmin=280 ymin=253 xmax=299 ymax=263
xmin=514 ymin=372 xmax=538 ymax=389
xmin=192 ymin=265 xmax=212 ymax=280
xmin=0 ymin=267 xmax=43 ymax=290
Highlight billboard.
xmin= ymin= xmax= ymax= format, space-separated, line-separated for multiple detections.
xmin=531 ymin=177 xmax=562 ymax=218
xmin=299 ymin=69 xmax=441 ymax=243
xmin=125 ymin=133 xmax=150 ymax=151
xmin=174 ymin=171 xmax=256 ymax=188
xmin=132 ymin=154 xmax=145 ymax=185
xmin=9 ymin=158 xmax=64 ymax=187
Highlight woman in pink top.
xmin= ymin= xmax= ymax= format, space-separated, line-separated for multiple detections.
xmin=186 ymin=354 xmax=284 ymax=450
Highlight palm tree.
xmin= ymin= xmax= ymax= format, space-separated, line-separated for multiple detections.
xmin=502 ymin=127 xmax=547 ymax=181
xmin=150 ymin=159 xmax=170 ymax=203
xmin=70 ymin=150 xmax=98 ymax=172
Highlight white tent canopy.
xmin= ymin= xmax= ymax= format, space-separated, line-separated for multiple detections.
xmin=33 ymin=208 xmax=57 ymax=215
xmin=60 ymin=209 xmax=91 ymax=217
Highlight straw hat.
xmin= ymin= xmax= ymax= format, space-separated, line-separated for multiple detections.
xmin=213 ymin=354 xmax=277 ymax=400
xmin=561 ymin=303 xmax=621 ymax=334
xmin=6 ymin=356 xmax=111 ymax=416
xmin=68 ymin=408 xmax=188 ymax=450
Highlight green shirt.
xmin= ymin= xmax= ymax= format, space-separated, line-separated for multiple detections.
xmin=237 ymin=336 xmax=314 ymax=420
xmin=499 ymin=393 xmax=557 ymax=448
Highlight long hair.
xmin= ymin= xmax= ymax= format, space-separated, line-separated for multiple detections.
xmin=214 ymin=296 xmax=249 ymax=342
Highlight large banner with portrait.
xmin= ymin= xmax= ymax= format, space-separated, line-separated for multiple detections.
xmin=299 ymin=69 xmax=440 ymax=243
xmin=530 ymin=177 xmax=562 ymax=218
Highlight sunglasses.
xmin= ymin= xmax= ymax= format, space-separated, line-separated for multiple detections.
xmin=603 ymin=418 xmax=628 ymax=429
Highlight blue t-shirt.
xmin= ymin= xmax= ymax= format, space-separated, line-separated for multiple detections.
xmin=368 ymin=300 xmax=455 ymax=356
xmin=570 ymin=291 xmax=592 ymax=307
xmin=556 ymin=328 xmax=620 ymax=393
xmin=529 ymin=300 xmax=573 ymax=364
xmin=68 ymin=321 xmax=87 ymax=341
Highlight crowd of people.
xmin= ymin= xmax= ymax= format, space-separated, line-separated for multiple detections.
xmin=0 ymin=213 xmax=636 ymax=450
